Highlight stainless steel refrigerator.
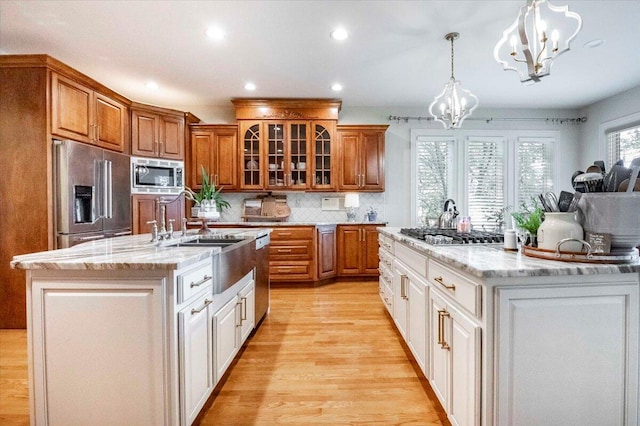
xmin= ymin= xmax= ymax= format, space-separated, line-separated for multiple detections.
xmin=54 ymin=139 xmax=131 ymax=248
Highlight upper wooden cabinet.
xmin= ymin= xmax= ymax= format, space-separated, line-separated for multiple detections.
xmin=232 ymin=99 xmax=341 ymax=191
xmin=131 ymin=103 xmax=185 ymax=160
xmin=189 ymin=124 xmax=238 ymax=191
xmin=337 ymin=124 xmax=388 ymax=192
xmin=51 ymin=72 xmax=128 ymax=152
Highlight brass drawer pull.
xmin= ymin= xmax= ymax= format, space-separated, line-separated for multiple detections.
xmin=277 ymin=249 xmax=292 ymax=253
xmin=191 ymin=299 xmax=212 ymax=315
xmin=438 ymin=309 xmax=451 ymax=350
xmin=277 ymin=232 xmax=293 ymax=237
xmin=434 ymin=276 xmax=456 ymax=291
xmin=190 ymin=275 xmax=212 ymax=288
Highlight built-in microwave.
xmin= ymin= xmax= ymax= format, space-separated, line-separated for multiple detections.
xmin=131 ymin=156 xmax=184 ymax=194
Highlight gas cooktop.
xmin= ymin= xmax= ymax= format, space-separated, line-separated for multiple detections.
xmin=400 ymin=227 xmax=504 ymax=245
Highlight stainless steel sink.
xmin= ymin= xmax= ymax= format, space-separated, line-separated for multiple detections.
xmin=171 ymin=237 xmax=256 ymax=294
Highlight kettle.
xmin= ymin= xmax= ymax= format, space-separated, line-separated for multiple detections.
xmin=438 ymin=199 xmax=459 ymax=229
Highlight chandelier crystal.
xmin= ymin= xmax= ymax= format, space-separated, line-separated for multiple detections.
xmin=494 ymin=0 xmax=582 ymax=83
xmin=429 ymin=32 xmax=478 ymax=130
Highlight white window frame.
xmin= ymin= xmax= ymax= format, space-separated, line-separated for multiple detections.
xmin=411 ymin=129 xmax=560 ymax=226
xmin=599 ymin=111 xmax=640 ymax=169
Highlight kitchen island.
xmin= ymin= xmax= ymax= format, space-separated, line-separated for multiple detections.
xmin=11 ymin=228 xmax=269 ymax=426
xmin=378 ymin=227 xmax=640 ymax=426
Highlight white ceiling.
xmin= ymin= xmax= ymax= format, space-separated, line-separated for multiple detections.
xmin=1 ymin=0 xmax=639 ymax=110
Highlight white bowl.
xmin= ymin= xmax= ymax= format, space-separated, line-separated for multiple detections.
xmin=577 ymin=193 xmax=640 ymax=249
xmin=298 ymin=162 xmax=306 ymax=170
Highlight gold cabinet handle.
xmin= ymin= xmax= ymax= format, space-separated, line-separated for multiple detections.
xmin=438 ymin=309 xmax=451 ymax=350
xmin=241 ymin=296 xmax=247 ymax=321
xmin=277 ymin=249 xmax=292 ymax=253
xmin=96 ymin=125 xmax=100 ymax=142
xmin=190 ymin=275 xmax=212 ymax=288
xmin=434 ymin=276 xmax=456 ymax=291
xmin=191 ymin=299 xmax=212 ymax=315
xmin=400 ymin=274 xmax=408 ymax=299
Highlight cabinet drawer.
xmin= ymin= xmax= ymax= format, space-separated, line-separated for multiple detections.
xmin=178 ymin=263 xmax=214 ymax=304
xmin=270 ymin=261 xmax=313 ymax=280
xmin=378 ymin=250 xmax=394 ymax=270
xmin=270 ymin=227 xmax=314 ymax=241
xmin=378 ymin=234 xmax=394 ymax=254
xmin=395 ymin=243 xmax=427 ymax=279
xmin=269 ymin=242 xmax=313 ymax=260
xmin=428 ymin=259 xmax=481 ymax=318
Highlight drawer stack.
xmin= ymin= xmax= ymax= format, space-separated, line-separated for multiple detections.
xmin=269 ymin=226 xmax=315 ymax=281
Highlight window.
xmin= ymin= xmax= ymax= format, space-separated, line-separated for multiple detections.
xmin=607 ymin=124 xmax=640 ymax=167
xmin=414 ymin=136 xmax=454 ymax=224
xmin=466 ymin=136 xmax=505 ymax=229
xmin=412 ymin=130 xmax=557 ymax=230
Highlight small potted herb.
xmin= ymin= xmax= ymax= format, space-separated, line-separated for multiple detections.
xmin=185 ymin=166 xmax=230 ymax=218
xmin=511 ymin=202 xmax=544 ymax=247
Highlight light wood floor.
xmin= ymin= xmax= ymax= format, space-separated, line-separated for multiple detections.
xmin=0 ymin=281 xmax=449 ymax=425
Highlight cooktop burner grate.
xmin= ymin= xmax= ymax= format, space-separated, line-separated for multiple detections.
xmin=400 ymin=227 xmax=504 ymax=245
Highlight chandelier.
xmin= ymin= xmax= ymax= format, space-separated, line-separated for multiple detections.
xmin=494 ymin=0 xmax=582 ymax=83
xmin=429 ymin=32 xmax=478 ymax=129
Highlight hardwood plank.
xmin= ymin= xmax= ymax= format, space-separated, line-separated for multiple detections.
xmin=0 ymin=281 xmax=449 ymax=425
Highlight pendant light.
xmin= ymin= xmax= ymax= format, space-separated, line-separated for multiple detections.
xmin=429 ymin=32 xmax=479 ymax=129
xmin=494 ymin=0 xmax=582 ymax=83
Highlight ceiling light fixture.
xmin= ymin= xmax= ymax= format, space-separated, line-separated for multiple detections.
xmin=206 ymin=26 xmax=225 ymax=41
xmin=330 ymin=28 xmax=348 ymax=41
xmin=145 ymin=81 xmax=159 ymax=90
xmin=428 ymin=32 xmax=478 ymax=130
xmin=331 ymin=83 xmax=343 ymax=92
xmin=494 ymin=0 xmax=582 ymax=83
xmin=244 ymin=82 xmax=256 ymax=91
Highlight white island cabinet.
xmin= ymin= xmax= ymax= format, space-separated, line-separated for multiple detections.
xmin=378 ymin=227 xmax=640 ymax=426
xmin=11 ymin=230 xmax=266 ymax=426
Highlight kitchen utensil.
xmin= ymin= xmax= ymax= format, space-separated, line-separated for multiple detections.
xmin=574 ymin=172 xmax=604 ymax=192
xmin=577 ymin=192 xmax=640 ymax=249
xmin=594 ymin=160 xmax=606 ymax=174
xmin=567 ymin=191 xmax=581 ymax=212
xmin=557 ymin=191 xmax=574 ymax=212
xmin=571 ymin=170 xmax=585 ymax=192
xmin=618 ymin=166 xmax=640 ymax=192
xmin=544 ymin=192 xmax=560 ymax=212
xmin=586 ymin=165 xmax=602 ymax=174
xmin=604 ymin=165 xmax=631 ymax=192
xmin=538 ymin=193 xmax=551 ymax=212
xmin=631 ymin=157 xmax=640 ymax=167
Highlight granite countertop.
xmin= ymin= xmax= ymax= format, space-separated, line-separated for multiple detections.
xmin=187 ymin=220 xmax=388 ymax=227
xmin=379 ymin=227 xmax=640 ymax=279
xmin=11 ymin=228 xmax=269 ymax=271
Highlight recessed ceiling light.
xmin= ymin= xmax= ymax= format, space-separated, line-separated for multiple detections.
xmin=206 ymin=26 xmax=225 ymax=41
xmin=584 ymin=39 xmax=604 ymax=49
xmin=331 ymin=83 xmax=343 ymax=92
xmin=145 ymin=81 xmax=159 ymax=90
xmin=244 ymin=82 xmax=256 ymax=91
xmin=330 ymin=28 xmax=349 ymax=41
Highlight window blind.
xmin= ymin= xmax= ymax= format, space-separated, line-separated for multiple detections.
xmin=415 ymin=136 xmax=455 ymax=224
xmin=607 ymin=125 xmax=640 ymax=167
xmin=466 ymin=137 xmax=505 ymax=230
xmin=517 ymin=137 xmax=554 ymax=208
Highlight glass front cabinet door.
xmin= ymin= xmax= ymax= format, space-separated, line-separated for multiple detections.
xmin=313 ymin=121 xmax=335 ymax=191
xmin=240 ymin=122 xmax=262 ymax=190
xmin=265 ymin=121 xmax=310 ymax=190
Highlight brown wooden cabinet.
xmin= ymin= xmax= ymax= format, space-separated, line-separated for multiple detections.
xmin=51 ymin=71 xmax=128 ymax=152
xmin=316 ymin=225 xmax=337 ymax=280
xmin=233 ymin=99 xmax=341 ymax=192
xmin=131 ymin=103 xmax=185 ymax=160
xmin=189 ymin=124 xmax=238 ymax=190
xmin=337 ymin=224 xmax=382 ymax=276
xmin=337 ymin=125 xmax=387 ymax=192
xmin=269 ymin=226 xmax=316 ymax=281
xmin=132 ymin=194 xmax=185 ymax=235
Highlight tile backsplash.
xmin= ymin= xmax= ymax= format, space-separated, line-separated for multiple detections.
xmin=215 ymin=192 xmax=386 ymax=223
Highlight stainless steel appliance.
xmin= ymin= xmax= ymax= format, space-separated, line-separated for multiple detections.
xmin=131 ymin=156 xmax=184 ymax=195
xmin=400 ymin=227 xmax=504 ymax=245
xmin=54 ymin=139 xmax=131 ymax=248
xmin=254 ymin=233 xmax=270 ymax=323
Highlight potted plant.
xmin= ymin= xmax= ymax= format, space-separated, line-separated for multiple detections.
xmin=185 ymin=166 xmax=230 ymax=218
xmin=511 ymin=201 xmax=544 ymax=247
